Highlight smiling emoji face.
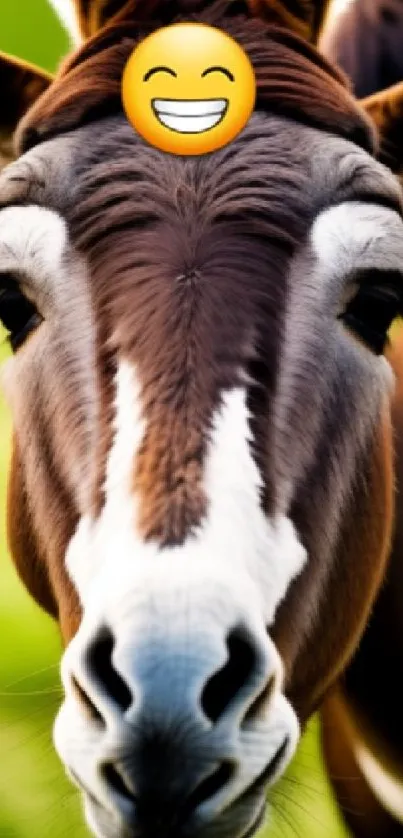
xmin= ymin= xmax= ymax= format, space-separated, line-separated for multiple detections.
xmin=122 ymin=23 xmax=256 ymax=155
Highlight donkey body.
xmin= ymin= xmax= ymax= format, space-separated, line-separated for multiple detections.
xmin=318 ymin=10 xmax=403 ymax=836
xmin=2 ymin=2 xmax=403 ymax=837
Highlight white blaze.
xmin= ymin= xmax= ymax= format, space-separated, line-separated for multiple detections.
xmin=67 ymin=361 xmax=306 ymax=625
xmin=62 ymin=362 xmax=303 ymax=818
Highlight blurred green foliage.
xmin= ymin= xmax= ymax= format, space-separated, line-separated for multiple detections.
xmin=0 ymin=2 xmax=350 ymax=835
xmin=0 ymin=338 xmax=87 ymax=837
xmin=0 ymin=0 xmax=69 ymax=73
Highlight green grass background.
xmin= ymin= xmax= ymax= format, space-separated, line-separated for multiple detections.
xmin=0 ymin=2 xmax=350 ymax=835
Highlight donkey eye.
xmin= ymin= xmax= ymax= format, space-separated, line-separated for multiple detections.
xmin=340 ymin=269 xmax=403 ymax=355
xmin=0 ymin=274 xmax=42 ymax=352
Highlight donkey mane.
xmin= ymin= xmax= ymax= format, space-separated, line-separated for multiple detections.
xmin=73 ymin=0 xmax=323 ymax=40
xmin=17 ymin=0 xmax=374 ymax=156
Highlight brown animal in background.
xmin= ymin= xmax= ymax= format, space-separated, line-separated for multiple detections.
xmin=1 ymin=2 xmax=403 ymax=837
xmin=320 ymin=0 xmax=403 ymax=99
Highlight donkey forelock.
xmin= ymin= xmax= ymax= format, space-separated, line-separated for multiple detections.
xmin=16 ymin=1 xmax=374 ymax=156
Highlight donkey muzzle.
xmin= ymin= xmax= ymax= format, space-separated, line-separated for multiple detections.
xmin=54 ymin=567 xmax=299 ymax=838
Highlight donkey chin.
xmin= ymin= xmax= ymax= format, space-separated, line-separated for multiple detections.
xmin=53 ymin=551 xmax=300 ymax=838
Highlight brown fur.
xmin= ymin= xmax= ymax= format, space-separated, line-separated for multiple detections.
xmin=7 ymin=433 xmax=81 ymax=641
xmin=275 ymin=405 xmax=394 ymax=721
xmin=72 ymin=0 xmax=331 ymax=41
xmin=362 ymin=83 xmax=403 ymax=174
xmin=0 ymin=52 xmax=50 ymax=167
xmin=69 ymin=116 xmax=301 ymax=543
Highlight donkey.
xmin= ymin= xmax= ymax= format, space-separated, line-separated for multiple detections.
xmin=319 ymin=0 xmax=403 ymax=99
xmin=2 ymin=2 xmax=403 ymax=837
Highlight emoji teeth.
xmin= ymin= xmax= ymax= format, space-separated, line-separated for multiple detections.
xmin=155 ymin=113 xmax=225 ymax=133
xmin=153 ymin=98 xmax=227 ymax=117
xmin=152 ymin=98 xmax=228 ymax=133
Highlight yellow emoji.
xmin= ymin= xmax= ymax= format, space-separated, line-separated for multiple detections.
xmin=122 ymin=23 xmax=256 ymax=155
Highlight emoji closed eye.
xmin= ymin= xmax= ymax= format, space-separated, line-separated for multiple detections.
xmin=144 ymin=66 xmax=177 ymax=82
xmin=202 ymin=65 xmax=235 ymax=81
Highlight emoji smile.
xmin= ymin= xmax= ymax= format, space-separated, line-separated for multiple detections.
xmin=152 ymin=98 xmax=228 ymax=133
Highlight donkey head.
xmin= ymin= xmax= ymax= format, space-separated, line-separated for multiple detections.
xmin=1 ymin=3 xmax=403 ymax=838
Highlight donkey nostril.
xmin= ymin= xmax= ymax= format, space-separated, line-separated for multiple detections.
xmin=201 ymin=627 xmax=257 ymax=723
xmin=182 ymin=761 xmax=235 ymax=820
xmin=103 ymin=763 xmax=136 ymax=803
xmin=71 ymin=675 xmax=105 ymax=726
xmin=243 ymin=673 xmax=277 ymax=724
xmin=87 ymin=628 xmax=132 ymax=712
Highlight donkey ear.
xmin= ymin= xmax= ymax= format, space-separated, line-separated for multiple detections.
xmin=73 ymin=0 xmax=134 ymax=38
xmin=249 ymin=0 xmax=332 ymax=42
xmin=73 ymin=0 xmax=331 ymax=41
xmin=0 ymin=52 xmax=52 ymax=168
xmin=361 ymin=83 xmax=403 ymax=174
